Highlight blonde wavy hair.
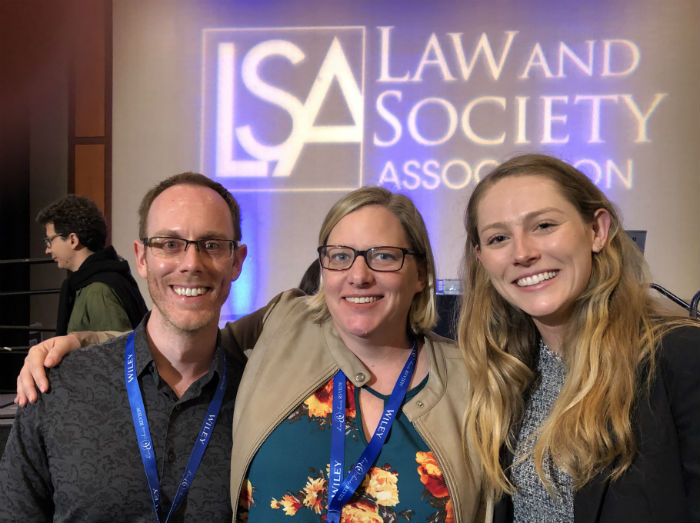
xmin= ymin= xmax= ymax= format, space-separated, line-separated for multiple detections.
xmin=458 ymin=154 xmax=694 ymax=498
xmin=307 ymin=186 xmax=438 ymax=335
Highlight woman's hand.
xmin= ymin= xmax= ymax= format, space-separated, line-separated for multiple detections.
xmin=14 ymin=333 xmax=81 ymax=406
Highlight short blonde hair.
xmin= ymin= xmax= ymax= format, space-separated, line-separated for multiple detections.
xmin=307 ymin=186 xmax=437 ymax=335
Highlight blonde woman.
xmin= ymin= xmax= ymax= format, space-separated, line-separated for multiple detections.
xmin=459 ymin=153 xmax=699 ymax=522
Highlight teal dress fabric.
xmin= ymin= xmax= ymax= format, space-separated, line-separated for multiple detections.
xmin=240 ymin=375 xmax=454 ymax=522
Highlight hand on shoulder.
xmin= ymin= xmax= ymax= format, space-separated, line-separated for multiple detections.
xmin=14 ymin=333 xmax=82 ymax=406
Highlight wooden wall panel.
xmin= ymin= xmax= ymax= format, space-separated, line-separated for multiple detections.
xmin=74 ymin=144 xmax=106 ymax=214
xmin=74 ymin=1 xmax=106 ymax=138
xmin=69 ymin=0 xmax=112 ymax=232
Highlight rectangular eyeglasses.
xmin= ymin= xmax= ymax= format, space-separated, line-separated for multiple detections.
xmin=317 ymin=245 xmax=421 ymax=272
xmin=142 ymin=237 xmax=237 ymax=259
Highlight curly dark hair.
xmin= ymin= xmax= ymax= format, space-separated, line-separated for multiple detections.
xmin=36 ymin=195 xmax=107 ymax=252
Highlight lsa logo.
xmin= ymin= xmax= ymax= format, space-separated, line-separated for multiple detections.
xmin=201 ymin=26 xmax=365 ymax=191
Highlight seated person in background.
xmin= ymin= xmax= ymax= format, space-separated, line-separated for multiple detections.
xmin=0 ymin=173 xmax=247 ymax=521
xmin=458 ymin=153 xmax=699 ymax=522
xmin=37 ymin=194 xmax=147 ymax=334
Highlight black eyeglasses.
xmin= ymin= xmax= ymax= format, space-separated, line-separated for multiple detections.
xmin=43 ymin=234 xmax=65 ymax=248
xmin=318 ymin=245 xmax=421 ymax=272
xmin=141 ymin=237 xmax=238 ymax=259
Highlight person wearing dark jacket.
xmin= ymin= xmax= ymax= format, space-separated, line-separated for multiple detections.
xmin=37 ymin=194 xmax=147 ymax=334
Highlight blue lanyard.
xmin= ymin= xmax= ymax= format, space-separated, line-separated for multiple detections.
xmin=326 ymin=342 xmax=417 ymax=523
xmin=125 ymin=332 xmax=227 ymax=523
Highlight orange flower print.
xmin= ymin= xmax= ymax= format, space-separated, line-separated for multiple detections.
xmin=304 ymin=379 xmax=357 ymax=419
xmin=302 ymin=476 xmax=326 ymax=514
xmin=416 ymin=451 xmax=449 ymax=498
xmin=445 ymin=498 xmax=455 ymax=523
xmin=305 ymin=380 xmax=334 ymax=418
xmin=362 ymin=467 xmax=399 ymax=506
xmin=271 ymin=493 xmax=303 ymax=516
xmin=340 ymin=499 xmax=383 ymax=523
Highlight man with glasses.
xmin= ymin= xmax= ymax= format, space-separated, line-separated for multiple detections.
xmin=36 ymin=194 xmax=147 ymax=334
xmin=1 ymin=173 xmax=247 ymax=521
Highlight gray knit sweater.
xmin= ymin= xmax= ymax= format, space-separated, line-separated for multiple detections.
xmin=511 ymin=339 xmax=574 ymax=523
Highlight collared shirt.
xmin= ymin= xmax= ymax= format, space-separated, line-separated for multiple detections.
xmin=0 ymin=318 xmax=242 ymax=523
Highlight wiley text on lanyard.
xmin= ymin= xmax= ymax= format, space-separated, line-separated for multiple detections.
xmin=326 ymin=341 xmax=418 ymax=523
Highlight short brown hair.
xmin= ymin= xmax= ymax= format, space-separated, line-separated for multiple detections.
xmin=138 ymin=173 xmax=241 ymax=240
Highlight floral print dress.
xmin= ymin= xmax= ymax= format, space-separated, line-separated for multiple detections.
xmin=239 ymin=375 xmax=454 ymax=523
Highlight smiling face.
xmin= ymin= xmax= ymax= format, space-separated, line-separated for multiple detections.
xmin=134 ymin=183 xmax=246 ymax=337
xmin=322 ymin=205 xmax=425 ymax=348
xmin=475 ymin=175 xmax=609 ymax=338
